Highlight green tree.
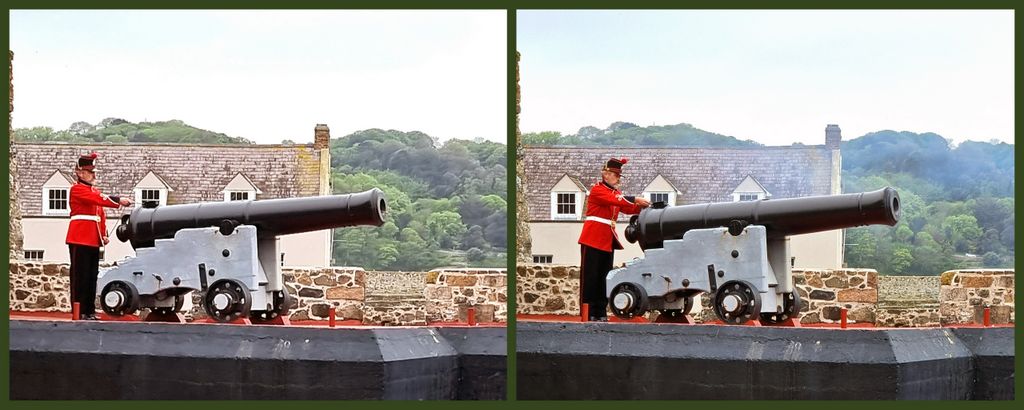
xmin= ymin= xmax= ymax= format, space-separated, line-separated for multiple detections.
xmin=888 ymin=246 xmax=914 ymax=275
xmin=942 ymin=214 xmax=983 ymax=253
xmin=426 ymin=211 xmax=467 ymax=249
xmin=845 ymin=228 xmax=877 ymax=269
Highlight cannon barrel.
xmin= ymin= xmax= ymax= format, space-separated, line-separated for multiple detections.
xmin=624 ymin=187 xmax=900 ymax=250
xmin=116 ymin=188 xmax=387 ymax=249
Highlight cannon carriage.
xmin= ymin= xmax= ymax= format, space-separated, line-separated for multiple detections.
xmin=97 ymin=189 xmax=387 ymax=322
xmin=607 ymin=187 xmax=900 ymax=324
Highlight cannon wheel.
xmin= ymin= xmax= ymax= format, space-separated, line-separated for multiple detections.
xmin=656 ymin=296 xmax=695 ymax=322
xmin=203 ymin=279 xmax=252 ymax=323
xmin=713 ymin=280 xmax=761 ymax=325
xmin=761 ymin=291 xmax=802 ymax=324
xmin=610 ymin=282 xmax=649 ymax=319
xmin=100 ymin=281 xmax=141 ymax=317
xmin=250 ymin=289 xmax=292 ymax=321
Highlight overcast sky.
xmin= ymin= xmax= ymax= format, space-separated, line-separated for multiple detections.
xmin=518 ymin=10 xmax=1014 ymax=146
xmin=10 ymin=10 xmax=507 ymax=144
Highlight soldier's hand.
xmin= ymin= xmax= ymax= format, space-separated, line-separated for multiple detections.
xmin=102 ymin=236 xmax=110 ymax=245
xmin=119 ymin=198 xmax=133 ymax=207
xmin=635 ymin=197 xmax=651 ymax=208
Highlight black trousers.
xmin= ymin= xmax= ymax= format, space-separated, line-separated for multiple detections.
xmin=580 ymin=245 xmax=614 ymax=319
xmin=69 ymin=244 xmax=100 ymax=316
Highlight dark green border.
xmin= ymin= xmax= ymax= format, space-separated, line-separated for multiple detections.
xmin=506 ymin=7 xmax=518 ymax=401
xmin=2 ymin=2 xmax=1022 ymax=407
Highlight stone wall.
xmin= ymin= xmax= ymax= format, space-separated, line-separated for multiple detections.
xmin=793 ymin=269 xmax=878 ymax=325
xmin=514 ymin=51 xmax=532 ymax=263
xmin=876 ymin=276 xmax=941 ymax=327
xmin=281 ymin=267 xmax=365 ymax=321
xmin=515 ymin=264 xmax=1014 ymax=326
xmin=426 ymin=268 xmax=507 ymax=323
xmin=516 ymin=264 xmax=580 ymax=315
xmin=9 ymin=50 xmax=24 ymax=261
xmin=9 ymin=262 xmax=507 ymax=325
xmin=940 ymin=269 xmax=1014 ymax=325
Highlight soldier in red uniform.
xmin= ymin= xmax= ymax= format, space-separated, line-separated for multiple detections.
xmin=66 ymin=153 xmax=132 ymax=320
xmin=577 ymin=158 xmax=650 ymax=321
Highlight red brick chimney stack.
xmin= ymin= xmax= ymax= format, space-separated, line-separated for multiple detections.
xmin=825 ymin=124 xmax=842 ymax=150
xmin=314 ymin=124 xmax=330 ymax=150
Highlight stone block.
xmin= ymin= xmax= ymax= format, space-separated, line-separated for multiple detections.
xmin=298 ymin=288 xmax=324 ymax=298
xmin=992 ymin=275 xmax=1014 ymax=288
xmin=310 ymin=303 xmax=333 ymax=318
xmin=960 ymin=276 xmax=994 ymax=288
xmin=424 ymin=286 xmax=451 ymax=301
xmin=806 ymin=276 xmax=824 ymax=288
xmin=837 ymin=288 xmax=876 ymax=303
xmin=543 ymin=297 xmax=564 ymax=311
xmin=799 ymin=312 xmax=821 ymax=324
xmin=446 ymin=275 xmax=479 ymax=287
xmin=337 ymin=301 xmax=362 ymax=321
xmin=821 ymin=306 xmax=841 ymax=321
xmin=848 ymin=307 xmax=875 ymax=323
xmin=824 ymin=277 xmax=848 ymax=288
xmin=313 ymin=275 xmax=337 ymax=286
xmin=808 ymin=290 xmax=835 ymax=301
xmin=866 ymin=271 xmax=878 ymax=288
xmin=327 ymin=286 xmax=365 ymax=300
xmin=940 ymin=287 xmax=969 ymax=302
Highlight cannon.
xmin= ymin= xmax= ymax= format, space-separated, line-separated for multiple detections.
xmin=606 ymin=187 xmax=900 ymax=324
xmin=97 ymin=189 xmax=387 ymax=322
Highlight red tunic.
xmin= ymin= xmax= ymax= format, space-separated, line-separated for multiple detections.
xmin=65 ymin=182 xmax=120 ymax=248
xmin=578 ymin=181 xmax=643 ymax=252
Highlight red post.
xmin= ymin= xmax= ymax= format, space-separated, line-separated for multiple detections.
xmin=72 ymin=302 xmax=80 ymax=321
xmin=983 ymin=307 xmax=991 ymax=327
xmin=840 ymin=308 xmax=848 ymax=329
xmin=467 ymin=307 xmax=477 ymax=326
xmin=581 ymin=303 xmax=589 ymax=322
xmin=328 ymin=308 xmax=336 ymax=328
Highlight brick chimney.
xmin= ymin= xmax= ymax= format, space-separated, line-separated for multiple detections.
xmin=825 ymin=124 xmax=842 ymax=150
xmin=314 ymin=124 xmax=330 ymax=150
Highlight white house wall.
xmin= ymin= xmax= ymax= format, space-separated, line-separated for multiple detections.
xmin=278 ymin=229 xmax=332 ymax=267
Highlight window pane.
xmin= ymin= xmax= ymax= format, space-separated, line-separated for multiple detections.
xmin=650 ymin=193 xmax=669 ymax=204
xmin=48 ymin=189 xmax=68 ymax=210
xmin=556 ymin=193 xmax=575 ymax=215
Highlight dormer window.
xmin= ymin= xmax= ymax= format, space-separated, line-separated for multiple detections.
xmin=641 ymin=174 xmax=680 ymax=207
xmin=222 ymin=173 xmax=262 ymax=202
xmin=649 ymin=192 xmax=671 ymax=204
xmin=133 ymin=171 xmax=173 ymax=209
xmin=731 ymin=175 xmax=771 ymax=202
xmin=549 ymin=174 xmax=587 ymax=220
xmin=139 ymin=189 xmax=163 ymax=208
xmin=41 ymin=170 xmax=73 ymax=216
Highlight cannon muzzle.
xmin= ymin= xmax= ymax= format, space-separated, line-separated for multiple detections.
xmin=624 ymin=187 xmax=900 ymax=250
xmin=116 ymin=188 xmax=387 ymax=249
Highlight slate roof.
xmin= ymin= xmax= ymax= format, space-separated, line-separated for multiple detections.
xmin=12 ymin=142 xmax=325 ymax=217
xmin=524 ymin=145 xmax=837 ymax=221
